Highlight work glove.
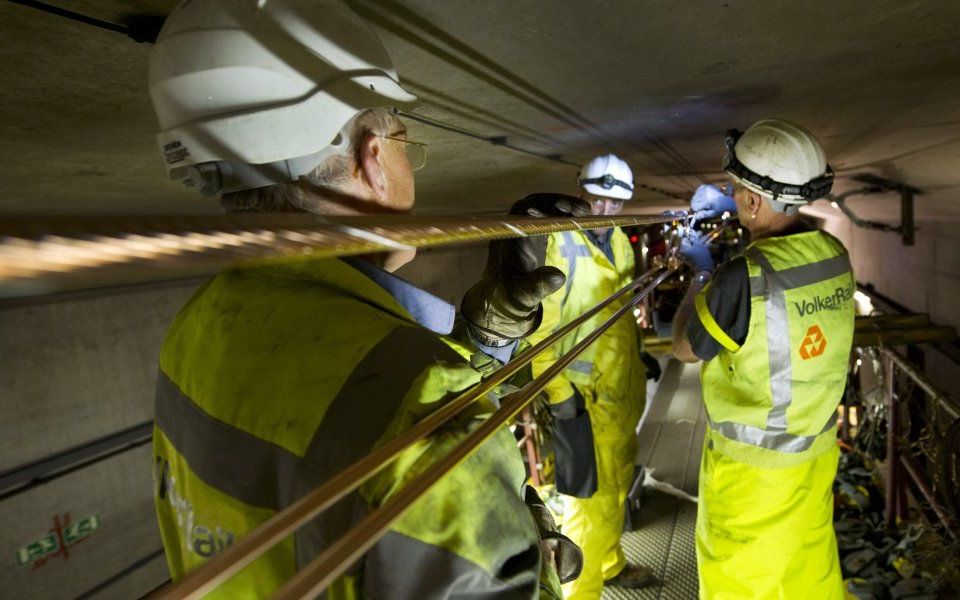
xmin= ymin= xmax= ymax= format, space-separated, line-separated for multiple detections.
xmin=691 ymin=184 xmax=737 ymax=225
xmin=461 ymin=193 xmax=590 ymax=346
xmin=522 ymin=485 xmax=583 ymax=584
xmin=679 ymin=230 xmax=715 ymax=273
xmin=641 ymin=352 xmax=662 ymax=381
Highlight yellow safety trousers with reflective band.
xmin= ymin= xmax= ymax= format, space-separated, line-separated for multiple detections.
xmin=695 ymin=230 xmax=852 ymax=599
xmin=153 ymin=258 xmax=560 ymax=599
xmin=528 ymin=228 xmax=645 ymax=600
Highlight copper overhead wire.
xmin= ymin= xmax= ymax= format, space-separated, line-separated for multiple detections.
xmin=0 ymin=212 xmax=675 ymax=298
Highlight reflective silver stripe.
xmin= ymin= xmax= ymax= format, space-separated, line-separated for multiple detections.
xmin=749 ymin=252 xmax=851 ymax=297
xmin=364 ymin=530 xmax=540 ymax=600
xmin=567 ymin=360 xmax=593 ymax=375
xmin=709 ymin=411 xmax=838 ymax=453
xmin=559 ymin=232 xmax=591 ymax=308
xmin=747 ymin=248 xmax=792 ymax=432
xmin=155 ymin=370 xmax=307 ymax=511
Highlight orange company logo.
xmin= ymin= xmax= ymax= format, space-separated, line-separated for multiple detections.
xmin=799 ymin=325 xmax=827 ymax=360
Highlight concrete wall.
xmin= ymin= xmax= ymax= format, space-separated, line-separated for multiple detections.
xmin=0 ymin=281 xmax=199 ymax=599
xmin=0 ymin=245 xmax=485 ymax=599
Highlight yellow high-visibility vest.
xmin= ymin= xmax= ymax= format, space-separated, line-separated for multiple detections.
xmin=697 ymin=230 xmax=855 ymax=468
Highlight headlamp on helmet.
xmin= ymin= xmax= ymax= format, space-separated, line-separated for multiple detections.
xmin=722 ymin=119 xmax=834 ymax=209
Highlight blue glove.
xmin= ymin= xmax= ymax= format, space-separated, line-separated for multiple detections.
xmin=691 ymin=184 xmax=736 ymax=225
xmin=679 ymin=230 xmax=714 ymax=273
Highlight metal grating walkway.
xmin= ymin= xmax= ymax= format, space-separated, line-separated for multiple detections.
xmin=603 ymin=359 xmax=706 ymax=600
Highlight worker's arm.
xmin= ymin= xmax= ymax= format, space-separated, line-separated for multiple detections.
xmin=674 ymin=256 xmax=752 ymax=363
xmin=672 ymin=273 xmax=712 ymax=363
xmin=672 ymin=230 xmax=716 ymax=362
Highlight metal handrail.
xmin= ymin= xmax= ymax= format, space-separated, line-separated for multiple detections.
xmin=880 ymin=347 xmax=960 ymax=538
xmin=882 ymin=347 xmax=960 ymax=421
xmin=273 ymin=268 xmax=675 ymax=599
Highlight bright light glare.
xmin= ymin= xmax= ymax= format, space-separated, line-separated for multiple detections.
xmin=853 ymin=290 xmax=875 ymax=315
xmin=831 ymin=201 xmax=840 ymax=209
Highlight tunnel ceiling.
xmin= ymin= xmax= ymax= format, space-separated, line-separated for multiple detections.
xmin=2 ymin=0 xmax=959 ymax=221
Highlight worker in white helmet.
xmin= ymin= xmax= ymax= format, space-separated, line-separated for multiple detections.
xmin=527 ymin=154 xmax=656 ymax=598
xmin=673 ymin=119 xmax=852 ymax=599
xmin=148 ymin=1 xmax=585 ymax=597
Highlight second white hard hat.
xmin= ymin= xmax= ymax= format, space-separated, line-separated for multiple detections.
xmin=148 ymin=0 xmax=418 ymax=196
xmin=577 ymin=154 xmax=634 ymax=200
xmin=724 ymin=119 xmax=833 ymax=212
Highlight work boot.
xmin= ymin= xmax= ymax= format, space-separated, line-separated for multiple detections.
xmin=604 ymin=563 xmax=656 ymax=588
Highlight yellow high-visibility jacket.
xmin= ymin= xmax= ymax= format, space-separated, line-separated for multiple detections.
xmin=528 ymin=227 xmax=646 ymax=600
xmin=153 ymin=257 xmax=562 ymax=599
xmin=530 ymin=229 xmax=644 ymax=413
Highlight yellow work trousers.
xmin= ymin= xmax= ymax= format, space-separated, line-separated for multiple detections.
xmin=697 ymin=441 xmax=843 ymax=600
xmin=561 ymin=392 xmax=639 ymax=600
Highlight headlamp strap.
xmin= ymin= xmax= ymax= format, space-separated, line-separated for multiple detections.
xmin=578 ymin=173 xmax=634 ymax=192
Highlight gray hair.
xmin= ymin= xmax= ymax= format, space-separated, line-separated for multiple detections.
xmin=220 ymin=108 xmax=397 ymax=213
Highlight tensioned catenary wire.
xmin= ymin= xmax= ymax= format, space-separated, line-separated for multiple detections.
xmin=0 ymin=212 xmax=676 ymax=298
xmin=151 ymin=261 xmax=668 ymax=599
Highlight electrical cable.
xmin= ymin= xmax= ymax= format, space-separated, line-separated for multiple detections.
xmin=6 ymin=0 xmax=164 ymax=43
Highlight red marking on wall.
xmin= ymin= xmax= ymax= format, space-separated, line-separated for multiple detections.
xmin=16 ymin=512 xmax=100 ymax=571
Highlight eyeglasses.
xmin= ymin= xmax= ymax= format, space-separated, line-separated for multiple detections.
xmin=382 ymin=135 xmax=428 ymax=171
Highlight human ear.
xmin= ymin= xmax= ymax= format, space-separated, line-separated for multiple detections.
xmin=358 ymin=133 xmax=388 ymax=201
xmin=748 ymin=191 xmax=763 ymax=218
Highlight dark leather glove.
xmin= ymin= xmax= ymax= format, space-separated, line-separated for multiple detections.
xmin=523 ymin=485 xmax=583 ymax=584
xmin=641 ymin=352 xmax=662 ymax=381
xmin=461 ymin=193 xmax=590 ymax=345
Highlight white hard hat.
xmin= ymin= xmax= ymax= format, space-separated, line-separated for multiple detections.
xmin=149 ymin=0 xmax=418 ymax=196
xmin=723 ymin=119 xmax=833 ymax=213
xmin=577 ymin=154 xmax=634 ymax=200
